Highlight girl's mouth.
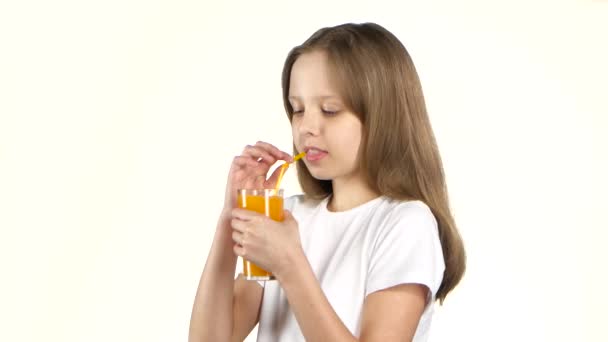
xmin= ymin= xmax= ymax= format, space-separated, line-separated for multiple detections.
xmin=304 ymin=147 xmax=328 ymax=162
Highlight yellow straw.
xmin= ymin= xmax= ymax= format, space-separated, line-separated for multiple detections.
xmin=275 ymin=152 xmax=306 ymax=190
xmin=293 ymin=151 xmax=306 ymax=162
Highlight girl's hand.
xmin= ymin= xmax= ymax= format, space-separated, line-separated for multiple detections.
xmin=230 ymin=208 xmax=302 ymax=280
xmin=222 ymin=141 xmax=292 ymax=213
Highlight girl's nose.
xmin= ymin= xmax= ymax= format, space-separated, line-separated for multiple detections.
xmin=297 ymin=110 xmax=321 ymax=136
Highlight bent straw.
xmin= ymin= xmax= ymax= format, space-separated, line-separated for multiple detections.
xmin=274 ymin=152 xmax=306 ymax=190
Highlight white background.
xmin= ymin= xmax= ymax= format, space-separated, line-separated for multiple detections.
xmin=1 ymin=0 xmax=606 ymax=341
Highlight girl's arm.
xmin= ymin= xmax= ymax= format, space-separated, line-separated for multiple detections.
xmin=189 ymin=141 xmax=291 ymax=341
xmin=188 ymin=213 xmax=263 ymax=342
xmin=278 ymin=248 xmax=427 ymax=342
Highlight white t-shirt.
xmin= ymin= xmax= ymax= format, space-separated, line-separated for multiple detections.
xmin=256 ymin=194 xmax=445 ymax=342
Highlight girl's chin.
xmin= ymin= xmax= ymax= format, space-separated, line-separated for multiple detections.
xmin=309 ymin=171 xmax=333 ymax=181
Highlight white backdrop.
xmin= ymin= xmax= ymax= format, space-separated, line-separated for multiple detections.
xmin=0 ymin=1 xmax=606 ymax=341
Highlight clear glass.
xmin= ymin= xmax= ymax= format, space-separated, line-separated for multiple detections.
xmin=236 ymin=189 xmax=284 ymax=280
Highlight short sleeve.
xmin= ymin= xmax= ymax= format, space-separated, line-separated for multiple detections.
xmin=365 ymin=201 xmax=445 ymax=302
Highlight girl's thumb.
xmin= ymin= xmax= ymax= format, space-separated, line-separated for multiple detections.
xmin=282 ymin=209 xmax=295 ymax=223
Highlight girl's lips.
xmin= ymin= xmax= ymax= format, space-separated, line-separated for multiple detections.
xmin=305 ymin=149 xmax=328 ymax=162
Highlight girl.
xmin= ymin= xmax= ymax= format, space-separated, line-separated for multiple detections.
xmin=189 ymin=22 xmax=466 ymax=342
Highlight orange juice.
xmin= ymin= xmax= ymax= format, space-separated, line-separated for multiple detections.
xmin=237 ymin=189 xmax=284 ymax=280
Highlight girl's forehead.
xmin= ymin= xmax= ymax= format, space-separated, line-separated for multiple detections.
xmin=291 ymin=51 xmax=333 ymax=77
xmin=288 ymin=95 xmax=340 ymax=100
xmin=290 ymin=53 xmax=342 ymax=99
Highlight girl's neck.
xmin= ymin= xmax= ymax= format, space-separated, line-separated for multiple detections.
xmin=327 ymin=177 xmax=380 ymax=212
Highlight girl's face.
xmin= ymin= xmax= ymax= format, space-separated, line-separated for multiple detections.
xmin=289 ymin=50 xmax=364 ymax=183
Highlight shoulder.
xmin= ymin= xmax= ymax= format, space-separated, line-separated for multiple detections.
xmin=379 ymin=199 xmax=437 ymax=227
xmin=373 ymin=198 xmax=439 ymax=241
xmin=366 ymin=199 xmax=445 ymax=299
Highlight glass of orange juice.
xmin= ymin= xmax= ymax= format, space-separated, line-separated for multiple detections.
xmin=236 ymin=188 xmax=284 ymax=280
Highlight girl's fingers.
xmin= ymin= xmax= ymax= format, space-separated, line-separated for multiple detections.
xmin=254 ymin=141 xmax=292 ymax=162
xmin=231 ymin=156 xmax=260 ymax=172
xmin=253 ymin=175 xmax=266 ymax=189
xmin=231 ymin=208 xmax=257 ymax=221
xmin=244 ymin=175 xmax=266 ymax=189
xmin=242 ymin=145 xmax=275 ymax=165
xmin=231 ymin=218 xmax=246 ymax=233
xmin=230 ymin=142 xmax=292 ymax=190
xmin=230 ymin=155 xmax=267 ymax=184
xmin=233 ymin=244 xmax=245 ymax=256
xmin=232 ymin=230 xmax=244 ymax=245
xmin=232 ymin=156 xmax=259 ymax=168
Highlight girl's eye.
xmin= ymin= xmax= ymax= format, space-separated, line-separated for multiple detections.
xmin=322 ymin=109 xmax=338 ymax=116
xmin=292 ymin=109 xmax=304 ymax=115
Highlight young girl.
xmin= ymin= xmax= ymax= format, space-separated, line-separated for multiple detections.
xmin=189 ymin=22 xmax=466 ymax=342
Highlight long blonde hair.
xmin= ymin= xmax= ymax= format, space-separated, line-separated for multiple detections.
xmin=281 ymin=22 xmax=465 ymax=303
